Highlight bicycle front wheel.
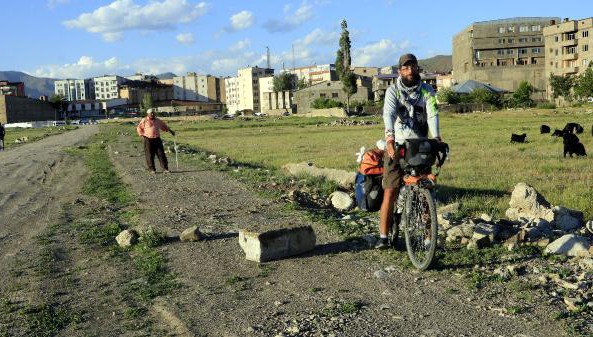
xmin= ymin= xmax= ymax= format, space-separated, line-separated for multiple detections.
xmin=402 ymin=186 xmax=438 ymax=270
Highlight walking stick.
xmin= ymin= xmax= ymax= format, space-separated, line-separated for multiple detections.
xmin=173 ymin=137 xmax=179 ymax=171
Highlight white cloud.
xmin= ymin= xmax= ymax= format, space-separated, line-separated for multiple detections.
xmin=229 ymin=38 xmax=251 ymax=52
xmin=32 ymin=56 xmax=124 ymax=79
xmin=228 ymin=10 xmax=254 ymax=31
xmin=63 ymin=0 xmax=209 ymax=42
xmin=353 ymin=39 xmax=410 ymax=67
xmin=297 ymin=28 xmax=338 ymax=46
xmin=176 ymin=33 xmax=195 ymax=44
xmin=263 ymin=1 xmax=313 ymax=33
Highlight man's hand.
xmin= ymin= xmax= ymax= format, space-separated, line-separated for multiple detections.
xmin=386 ymin=141 xmax=396 ymax=159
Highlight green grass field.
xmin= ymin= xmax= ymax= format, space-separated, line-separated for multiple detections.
xmin=2 ymin=126 xmax=75 ymax=150
xmin=158 ymin=109 xmax=593 ymax=220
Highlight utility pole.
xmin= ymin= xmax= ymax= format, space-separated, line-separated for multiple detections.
xmin=266 ymin=46 xmax=271 ymax=69
xmin=292 ymin=44 xmax=295 ymax=70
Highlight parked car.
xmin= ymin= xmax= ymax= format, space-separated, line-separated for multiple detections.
xmin=52 ymin=120 xmax=66 ymax=126
xmin=79 ymin=118 xmax=90 ymax=125
xmin=254 ymin=112 xmax=268 ymax=117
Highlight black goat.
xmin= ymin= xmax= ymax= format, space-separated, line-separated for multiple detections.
xmin=563 ymin=132 xmax=587 ymax=157
xmin=564 ymin=122 xmax=584 ymax=134
xmin=540 ymin=125 xmax=551 ymax=134
xmin=551 ymin=129 xmax=564 ymax=137
xmin=510 ymin=133 xmax=527 ymax=143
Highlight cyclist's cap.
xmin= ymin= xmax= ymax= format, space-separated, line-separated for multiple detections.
xmin=146 ymin=108 xmax=155 ymax=114
xmin=398 ymin=53 xmax=418 ymax=68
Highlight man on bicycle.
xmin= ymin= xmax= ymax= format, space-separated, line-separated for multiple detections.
xmin=375 ymin=53 xmax=442 ymax=249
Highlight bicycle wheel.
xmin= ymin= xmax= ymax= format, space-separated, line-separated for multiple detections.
xmin=402 ymin=186 xmax=438 ymax=270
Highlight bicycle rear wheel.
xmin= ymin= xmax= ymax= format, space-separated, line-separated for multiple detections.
xmin=402 ymin=186 xmax=438 ymax=270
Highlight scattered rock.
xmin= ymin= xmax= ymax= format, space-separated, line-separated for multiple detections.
xmin=180 ymin=226 xmax=203 ymax=242
xmin=115 ymin=229 xmax=139 ymax=247
xmin=329 ymin=191 xmax=353 ymax=210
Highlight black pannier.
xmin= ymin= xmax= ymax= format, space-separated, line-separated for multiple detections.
xmin=400 ymin=138 xmax=440 ymax=169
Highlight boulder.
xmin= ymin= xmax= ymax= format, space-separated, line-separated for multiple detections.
xmin=180 ymin=226 xmax=203 ymax=242
xmin=506 ymin=183 xmax=554 ymax=222
xmin=329 ymin=191 xmax=354 ymax=210
xmin=544 ymin=234 xmax=591 ymax=257
xmin=116 ymin=229 xmax=139 ymax=247
xmin=238 ymin=226 xmax=316 ymax=262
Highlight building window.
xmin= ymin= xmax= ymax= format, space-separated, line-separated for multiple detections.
xmin=519 ymin=37 xmax=528 ymax=43
xmin=555 ymin=36 xmax=559 ymax=42
xmin=532 ymin=48 xmax=541 ymax=53
xmin=583 ymin=59 xmax=589 ymax=66
xmin=320 ymin=93 xmax=326 ymax=98
xmin=568 ymin=46 xmax=577 ymax=54
xmin=532 ymin=37 xmax=542 ymax=42
xmin=507 ymin=38 xmax=514 ymax=43
xmin=497 ymin=50 xmax=504 ymax=55
xmin=498 ymin=38 xmax=505 ymax=44
xmin=567 ymin=33 xmax=575 ymax=40
xmin=583 ymin=30 xmax=589 ymax=38
xmin=507 ymin=49 xmax=514 ymax=55
xmin=508 ymin=26 xmax=515 ymax=33
xmin=531 ymin=25 xmax=541 ymax=32
xmin=583 ymin=44 xmax=589 ymax=52
xmin=332 ymin=93 xmax=338 ymax=98
xmin=519 ymin=48 xmax=528 ymax=54
xmin=519 ymin=25 xmax=529 ymax=32
xmin=498 ymin=27 xmax=505 ymax=33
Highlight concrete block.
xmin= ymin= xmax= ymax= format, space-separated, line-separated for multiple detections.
xmin=239 ymin=226 xmax=316 ymax=262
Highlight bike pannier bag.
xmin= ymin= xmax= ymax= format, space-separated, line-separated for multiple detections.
xmin=354 ymin=172 xmax=384 ymax=212
xmin=359 ymin=148 xmax=384 ymax=175
xmin=403 ymin=138 xmax=439 ymax=168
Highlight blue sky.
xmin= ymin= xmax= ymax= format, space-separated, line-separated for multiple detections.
xmin=1 ymin=0 xmax=590 ymax=79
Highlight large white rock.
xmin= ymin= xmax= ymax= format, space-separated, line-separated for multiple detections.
xmin=239 ymin=226 xmax=316 ymax=262
xmin=116 ymin=229 xmax=139 ymax=247
xmin=329 ymin=191 xmax=354 ymax=210
xmin=282 ymin=162 xmax=355 ymax=188
xmin=507 ymin=183 xmax=554 ymax=222
xmin=544 ymin=234 xmax=591 ymax=257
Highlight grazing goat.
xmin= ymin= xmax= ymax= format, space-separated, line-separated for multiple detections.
xmin=551 ymin=129 xmax=564 ymax=137
xmin=540 ymin=125 xmax=551 ymax=134
xmin=564 ymin=122 xmax=584 ymax=134
xmin=510 ymin=133 xmax=527 ymax=143
xmin=563 ymin=132 xmax=587 ymax=157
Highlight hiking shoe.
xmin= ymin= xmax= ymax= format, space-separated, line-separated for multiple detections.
xmin=164 ymin=170 xmax=170 ymax=174
xmin=374 ymin=238 xmax=389 ymax=250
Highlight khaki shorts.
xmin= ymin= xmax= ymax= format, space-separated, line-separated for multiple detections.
xmin=382 ymin=151 xmax=403 ymax=189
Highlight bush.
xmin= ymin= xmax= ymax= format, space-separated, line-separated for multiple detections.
xmin=311 ymin=98 xmax=344 ymax=109
xmin=437 ymin=87 xmax=460 ymax=104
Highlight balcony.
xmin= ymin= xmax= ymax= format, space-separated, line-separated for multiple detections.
xmin=561 ymin=52 xmax=578 ymax=61
xmin=564 ymin=66 xmax=579 ymax=74
xmin=561 ymin=37 xmax=578 ymax=47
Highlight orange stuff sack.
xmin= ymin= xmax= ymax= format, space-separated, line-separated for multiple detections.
xmin=359 ymin=148 xmax=384 ymax=175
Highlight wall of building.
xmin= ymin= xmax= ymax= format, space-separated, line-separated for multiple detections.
xmin=293 ymin=81 xmax=371 ymax=114
xmin=0 ymin=95 xmax=55 ymax=123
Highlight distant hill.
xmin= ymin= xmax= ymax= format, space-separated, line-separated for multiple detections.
xmin=418 ymin=55 xmax=452 ymax=74
xmin=0 ymin=71 xmax=56 ymax=98
xmin=156 ymin=72 xmax=176 ymax=80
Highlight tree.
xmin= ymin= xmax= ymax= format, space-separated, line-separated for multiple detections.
xmin=572 ymin=64 xmax=593 ymax=101
xmin=296 ymin=77 xmax=309 ymax=90
xmin=140 ymin=93 xmax=153 ymax=114
xmin=335 ymin=19 xmax=357 ymax=113
xmin=436 ymin=87 xmax=460 ymax=104
xmin=511 ymin=81 xmax=534 ymax=108
xmin=549 ymin=73 xmax=574 ymax=102
xmin=470 ymin=88 xmax=501 ymax=107
xmin=273 ymin=72 xmax=295 ymax=92
xmin=49 ymin=94 xmax=67 ymax=120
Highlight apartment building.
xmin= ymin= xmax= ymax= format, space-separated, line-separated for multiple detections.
xmin=118 ymin=81 xmax=174 ymax=105
xmin=224 ymin=66 xmax=274 ymax=113
xmin=0 ymin=81 xmax=25 ymax=97
xmin=93 ymin=75 xmax=127 ymax=100
xmin=280 ymin=64 xmax=337 ymax=86
xmin=259 ymin=76 xmax=292 ymax=114
xmin=54 ymin=79 xmax=95 ymax=101
xmin=544 ymin=17 xmax=593 ymax=96
xmin=453 ymin=17 xmax=559 ymax=92
xmin=173 ymin=72 xmax=208 ymax=102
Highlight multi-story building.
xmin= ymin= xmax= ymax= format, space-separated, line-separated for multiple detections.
xmin=118 ymin=81 xmax=174 ymax=105
xmin=259 ymin=76 xmax=292 ymax=114
xmin=93 ymin=75 xmax=127 ymax=100
xmin=0 ymin=81 xmax=25 ymax=97
xmin=54 ymin=79 xmax=95 ymax=101
xmin=173 ymin=72 xmax=208 ymax=102
xmin=453 ymin=17 xmax=559 ymax=93
xmin=293 ymin=80 xmax=371 ymax=114
xmin=281 ymin=64 xmax=337 ymax=86
xmin=543 ymin=17 xmax=593 ymax=98
xmin=224 ymin=66 xmax=274 ymax=113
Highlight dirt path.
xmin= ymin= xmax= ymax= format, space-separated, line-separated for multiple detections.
xmin=0 ymin=126 xmax=570 ymax=336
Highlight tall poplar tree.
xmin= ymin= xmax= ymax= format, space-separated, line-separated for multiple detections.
xmin=335 ymin=19 xmax=357 ymax=113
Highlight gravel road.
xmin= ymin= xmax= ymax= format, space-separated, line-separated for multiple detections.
xmin=0 ymin=125 xmax=570 ymax=336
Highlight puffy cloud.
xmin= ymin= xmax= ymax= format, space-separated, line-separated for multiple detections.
xmin=63 ymin=0 xmax=209 ymax=42
xmin=229 ymin=38 xmax=251 ymax=52
xmin=176 ymin=33 xmax=195 ymax=44
xmin=228 ymin=10 xmax=254 ymax=31
xmin=353 ymin=39 xmax=410 ymax=67
xmin=297 ymin=28 xmax=339 ymax=46
xmin=32 ymin=56 xmax=124 ymax=79
xmin=263 ymin=1 xmax=313 ymax=33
